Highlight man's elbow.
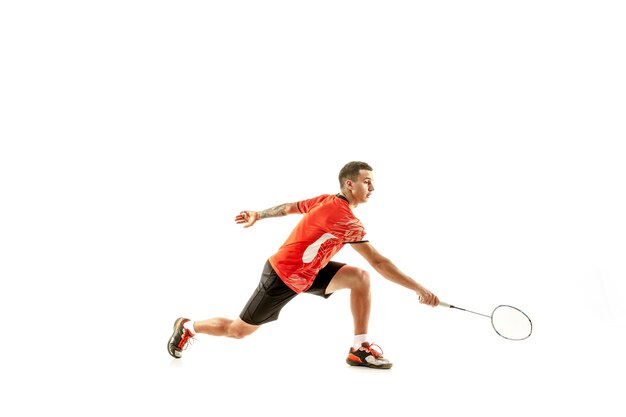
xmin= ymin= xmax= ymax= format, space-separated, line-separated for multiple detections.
xmin=286 ymin=202 xmax=301 ymax=215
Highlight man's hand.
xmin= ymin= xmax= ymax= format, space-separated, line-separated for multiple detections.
xmin=417 ymin=288 xmax=440 ymax=307
xmin=235 ymin=211 xmax=259 ymax=228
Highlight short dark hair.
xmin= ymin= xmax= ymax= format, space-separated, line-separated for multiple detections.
xmin=338 ymin=161 xmax=373 ymax=190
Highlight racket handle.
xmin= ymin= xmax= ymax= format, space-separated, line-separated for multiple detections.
xmin=438 ymin=301 xmax=451 ymax=308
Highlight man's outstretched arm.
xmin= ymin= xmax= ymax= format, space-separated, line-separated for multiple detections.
xmin=235 ymin=202 xmax=300 ymax=228
xmin=351 ymin=241 xmax=440 ymax=306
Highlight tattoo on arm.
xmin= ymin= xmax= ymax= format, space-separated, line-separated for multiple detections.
xmin=258 ymin=203 xmax=289 ymax=219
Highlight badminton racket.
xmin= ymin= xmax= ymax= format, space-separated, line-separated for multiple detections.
xmin=438 ymin=302 xmax=533 ymax=340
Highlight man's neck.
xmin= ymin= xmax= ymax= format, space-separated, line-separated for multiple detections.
xmin=338 ymin=191 xmax=358 ymax=209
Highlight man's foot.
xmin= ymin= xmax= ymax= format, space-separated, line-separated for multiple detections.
xmin=346 ymin=342 xmax=393 ymax=369
xmin=167 ymin=317 xmax=194 ymax=358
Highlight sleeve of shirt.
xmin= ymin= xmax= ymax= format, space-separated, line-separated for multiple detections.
xmin=297 ymin=194 xmax=330 ymax=213
xmin=340 ymin=218 xmax=367 ymax=243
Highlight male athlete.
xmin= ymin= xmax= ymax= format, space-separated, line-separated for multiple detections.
xmin=167 ymin=161 xmax=439 ymax=368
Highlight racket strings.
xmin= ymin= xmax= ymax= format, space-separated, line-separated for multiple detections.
xmin=491 ymin=305 xmax=532 ymax=340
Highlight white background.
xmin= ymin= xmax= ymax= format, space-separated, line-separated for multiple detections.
xmin=1 ymin=1 xmax=624 ymax=416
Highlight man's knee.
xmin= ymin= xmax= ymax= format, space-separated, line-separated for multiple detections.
xmin=227 ymin=329 xmax=248 ymax=339
xmin=227 ymin=320 xmax=258 ymax=339
xmin=353 ymin=268 xmax=370 ymax=291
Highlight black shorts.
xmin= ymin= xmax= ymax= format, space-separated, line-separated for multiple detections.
xmin=239 ymin=259 xmax=346 ymax=325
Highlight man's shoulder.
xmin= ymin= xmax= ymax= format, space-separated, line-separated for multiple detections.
xmin=300 ymin=193 xmax=335 ymax=207
xmin=314 ymin=194 xmax=350 ymax=209
xmin=298 ymin=194 xmax=334 ymax=213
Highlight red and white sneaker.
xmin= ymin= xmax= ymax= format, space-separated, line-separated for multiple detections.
xmin=346 ymin=342 xmax=393 ymax=369
xmin=167 ymin=317 xmax=194 ymax=358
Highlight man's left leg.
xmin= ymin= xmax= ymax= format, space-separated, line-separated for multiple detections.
xmin=325 ymin=266 xmax=391 ymax=369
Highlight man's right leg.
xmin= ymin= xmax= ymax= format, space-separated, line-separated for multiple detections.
xmin=167 ymin=259 xmax=294 ymax=358
xmin=193 ymin=317 xmax=259 ymax=339
xmin=167 ymin=316 xmax=259 ymax=358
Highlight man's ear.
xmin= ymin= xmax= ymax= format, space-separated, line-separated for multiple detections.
xmin=345 ymin=179 xmax=354 ymax=190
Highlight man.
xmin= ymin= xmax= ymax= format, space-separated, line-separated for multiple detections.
xmin=167 ymin=161 xmax=439 ymax=369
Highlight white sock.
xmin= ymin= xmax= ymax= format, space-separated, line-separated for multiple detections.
xmin=183 ymin=320 xmax=196 ymax=336
xmin=353 ymin=334 xmax=368 ymax=349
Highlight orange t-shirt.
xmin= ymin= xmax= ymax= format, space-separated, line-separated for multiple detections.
xmin=268 ymin=194 xmax=367 ymax=293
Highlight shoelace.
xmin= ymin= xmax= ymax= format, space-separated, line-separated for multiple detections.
xmin=363 ymin=343 xmax=384 ymax=359
xmin=184 ymin=337 xmax=197 ymax=350
xmin=178 ymin=330 xmax=197 ymax=350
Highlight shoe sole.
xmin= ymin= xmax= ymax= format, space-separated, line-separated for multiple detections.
xmin=168 ymin=345 xmax=182 ymax=358
xmin=167 ymin=317 xmax=186 ymax=359
xmin=346 ymin=358 xmax=393 ymax=369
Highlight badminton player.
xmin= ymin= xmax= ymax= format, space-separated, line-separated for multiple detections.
xmin=167 ymin=161 xmax=440 ymax=368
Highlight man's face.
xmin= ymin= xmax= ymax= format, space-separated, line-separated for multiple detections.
xmin=348 ymin=170 xmax=374 ymax=204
